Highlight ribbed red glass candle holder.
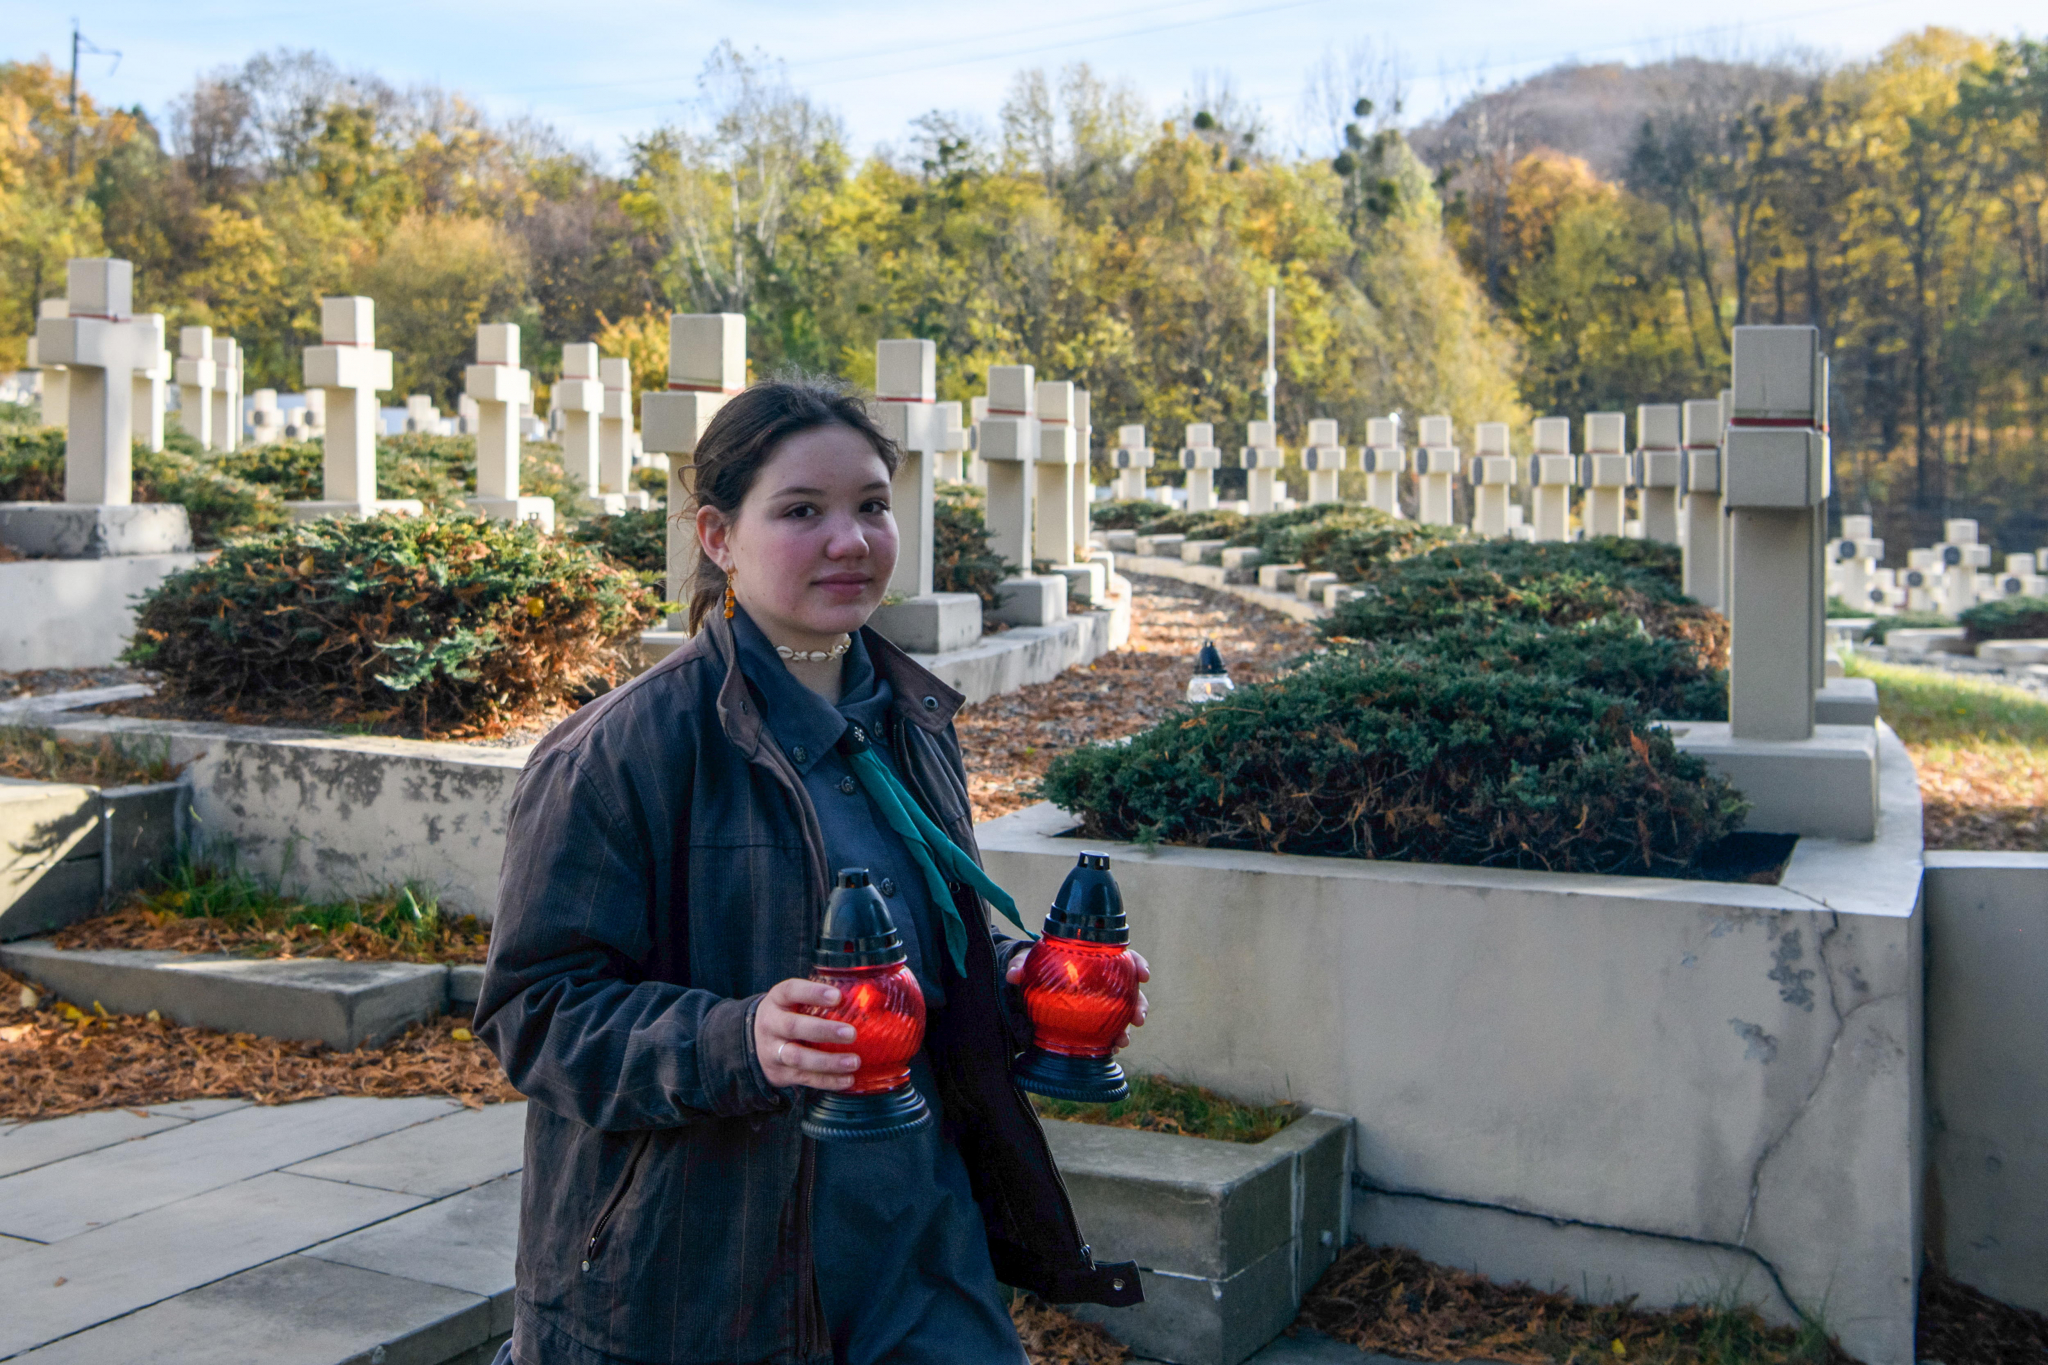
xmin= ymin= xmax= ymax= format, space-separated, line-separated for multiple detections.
xmin=799 ymin=869 xmax=932 ymax=1142
xmin=1013 ymin=852 xmax=1141 ymax=1103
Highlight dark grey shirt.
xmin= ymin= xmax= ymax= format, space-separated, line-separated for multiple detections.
xmin=731 ymin=608 xmax=1023 ymax=1365
xmin=730 ymin=608 xmax=947 ymax=1005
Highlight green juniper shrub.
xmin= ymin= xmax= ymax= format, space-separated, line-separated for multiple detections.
xmin=0 ymin=400 xmax=39 ymax=427
xmin=211 ymin=436 xmax=325 ymax=499
xmin=0 ymin=426 xmax=66 ymax=500
xmin=2 ymin=426 xmax=288 ymax=546
xmin=570 ymin=506 xmax=669 ymax=575
xmin=124 ymin=514 xmax=661 ymax=736
xmin=1038 ymin=651 xmax=1746 ymax=876
xmin=1825 ymin=595 xmax=1864 ymax=618
xmin=1086 ymin=500 xmax=1167 ymax=530
xmin=1264 ymin=506 xmax=1462 ymax=581
xmin=1369 ymin=617 xmax=1728 ymax=720
xmin=1121 ymin=508 xmax=1255 ymax=542
xmin=935 ymin=483 xmax=1014 ymax=604
xmin=1861 ymin=610 xmax=1956 ymax=643
xmin=1959 ymin=594 xmax=2048 ymax=642
xmin=1323 ymin=538 xmax=1727 ymax=668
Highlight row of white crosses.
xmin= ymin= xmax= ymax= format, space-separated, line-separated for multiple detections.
xmin=32 ymin=260 xmax=161 ymax=504
xmin=977 ymin=364 xmax=1094 ymax=623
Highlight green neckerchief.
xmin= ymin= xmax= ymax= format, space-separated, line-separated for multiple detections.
xmin=838 ymin=724 xmax=1034 ymax=975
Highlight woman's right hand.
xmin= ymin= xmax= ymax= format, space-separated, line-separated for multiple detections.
xmin=755 ymin=978 xmax=861 ymax=1090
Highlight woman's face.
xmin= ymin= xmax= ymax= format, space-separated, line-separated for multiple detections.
xmin=698 ymin=424 xmax=899 ymax=647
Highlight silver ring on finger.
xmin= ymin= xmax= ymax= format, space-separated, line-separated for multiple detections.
xmin=776 ymin=1041 xmax=791 ymax=1066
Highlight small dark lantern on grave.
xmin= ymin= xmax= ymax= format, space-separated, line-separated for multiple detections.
xmin=799 ymin=868 xmax=933 ymax=1142
xmin=1012 ymin=851 xmax=1143 ymax=1103
xmin=1186 ymin=636 xmax=1235 ymax=704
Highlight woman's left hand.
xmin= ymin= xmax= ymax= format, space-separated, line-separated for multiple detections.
xmin=1005 ymin=949 xmax=1150 ymax=1052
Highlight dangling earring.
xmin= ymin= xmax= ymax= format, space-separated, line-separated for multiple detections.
xmin=723 ymin=568 xmax=737 ymax=620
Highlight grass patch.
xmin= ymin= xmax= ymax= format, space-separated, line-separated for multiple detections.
xmin=1850 ymin=656 xmax=2048 ymax=850
xmin=53 ymin=857 xmax=490 ymax=964
xmin=1298 ymin=1241 xmax=1850 ymax=1365
xmin=1029 ymin=1072 xmax=1299 ymax=1144
xmin=0 ymin=726 xmax=181 ymax=787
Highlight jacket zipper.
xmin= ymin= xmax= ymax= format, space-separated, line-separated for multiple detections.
xmin=582 ymin=1131 xmax=653 ymax=1271
xmin=897 ymin=724 xmax=1098 ymax=1275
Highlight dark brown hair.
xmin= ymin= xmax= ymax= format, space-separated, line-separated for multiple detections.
xmin=680 ymin=376 xmax=900 ymax=632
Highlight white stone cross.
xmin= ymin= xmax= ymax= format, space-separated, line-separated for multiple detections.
xmin=1995 ymin=552 xmax=2047 ymax=599
xmin=598 ymin=357 xmax=647 ymax=511
xmin=979 ymin=365 xmax=1064 ymax=625
xmin=1827 ymin=514 xmax=1886 ymax=614
xmin=175 ymin=326 xmax=214 ymax=448
xmin=1580 ymin=412 xmax=1629 ymax=538
xmin=1930 ymin=518 xmax=1991 ymax=617
xmin=872 ymin=338 xmax=941 ymax=599
xmin=1725 ymin=325 xmax=1830 ymax=741
xmin=1241 ymin=420 xmax=1285 ymax=514
xmin=1178 ymin=422 xmax=1221 ymax=512
xmin=1528 ymin=418 xmax=1575 ymax=542
xmin=554 ymin=343 xmax=603 ymax=496
xmin=404 ymin=394 xmax=438 ymax=434
xmin=933 ymin=402 xmax=968 ymax=483
xmin=1680 ymin=397 xmax=1724 ymax=607
xmin=1067 ymin=389 xmax=1094 ymax=557
xmin=641 ymin=313 xmax=746 ymax=613
xmin=35 ymin=259 xmax=158 ymax=504
xmin=1468 ymin=421 xmax=1515 ymax=537
xmin=1034 ymin=380 xmax=1079 ymax=567
xmin=248 ymin=389 xmax=285 ymax=446
xmin=1635 ymin=405 xmax=1683 ymax=545
xmin=1302 ymin=419 xmax=1347 ymax=506
xmin=297 ymin=296 xmax=410 ymax=519
xmin=465 ymin=323 xmax=550 ymax=532
xmin=1110 ymin=423 xmax=1153 ymax=503
xmin=1359 ymin=416 xmax=1403 ymax=517
xmin=209 ymin=337 xmax=242 ymax=452
xmin=1414 ymin=414 xmax=1458 ymax=526
xmin=130 ymin=314 xmax=168 ymax=453
xmin=979 ymin=365 xmax=1038 ymax=570
xmin=30 ymin=299 xmax=71 ymax=433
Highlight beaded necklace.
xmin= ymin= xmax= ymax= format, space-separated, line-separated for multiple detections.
xmin=774 ymin=635 xmax=852 ymax=664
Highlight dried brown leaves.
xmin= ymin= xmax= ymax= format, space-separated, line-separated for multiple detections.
xmin=1296 ymin=1242 xmax=1851 ymax=1365
xmin=1 ymin=966 xmax=518 ymax=1121
xmin=1912 ymin=741 xmax=2048 ymax=851
xmin=1010 ymin=1294 xmax=1132 ymax=1365
xmin=958 ymin=576 xmax=1317 ymax=821
xmin=52 ymin=905 xmax=492 ymax=964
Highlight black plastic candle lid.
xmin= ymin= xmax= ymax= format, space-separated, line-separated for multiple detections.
xmin=815 ymin=868 xmax=906 ymax=968
xmin=1044 ymin=850 xmax=1129 ymax=944
xmin=1194 ymin=638 xmax=1229 ymax=677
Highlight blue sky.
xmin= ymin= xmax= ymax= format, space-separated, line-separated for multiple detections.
xmin=6 ymin=0 xmax=2038 ymax=166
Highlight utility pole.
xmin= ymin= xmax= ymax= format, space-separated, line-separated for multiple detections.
xmin=66 ymin=20 xmax=80 ymax=180
xmin=64 ymin=20 xmax=120 ymax=188
xmin=1263 ymin=286 xmax=1276 ymax=424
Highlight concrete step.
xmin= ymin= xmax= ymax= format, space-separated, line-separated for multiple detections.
xmin=0 ymin=939 xmax=454 ymax=1050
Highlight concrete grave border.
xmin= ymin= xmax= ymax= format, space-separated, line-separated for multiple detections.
xmin=977 ymin=721 xmax=1926 ymax=1365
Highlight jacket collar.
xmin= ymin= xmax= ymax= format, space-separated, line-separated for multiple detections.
xmin=700 ymin=609 xmax=964 ymax=754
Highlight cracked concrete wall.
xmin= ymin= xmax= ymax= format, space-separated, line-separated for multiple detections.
xmin=1924 ymin=852 xmax=2048 ymax=1315
xmin=48 ymin=717 xmax=528 ymax=918
xmin=979 ymin=738 xmax=1925 ymax=1365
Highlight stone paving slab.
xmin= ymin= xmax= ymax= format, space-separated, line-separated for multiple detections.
xmin=0 ymin=1095 xmax=458 ymax=1243
xmin=305 ymin=1174 xmax=520 ymax=1336
xmin=285 ymin=1099 xmax=525 ymax=1198
xmin=12 ymin=1254 xmax=492 ymax=1365
xmin=0 ymin=1107 xmax=190 ymax=1179
xmin=0 ymin=1171 xmax=424 ymax=1358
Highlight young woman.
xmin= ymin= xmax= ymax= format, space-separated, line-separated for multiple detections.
xmin=477 ymin=378 xmax=1148 ymax=1365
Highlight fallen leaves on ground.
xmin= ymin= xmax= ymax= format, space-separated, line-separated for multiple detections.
xmin=1916 ymin=1267 xmax=2048 ymax=1365
xmin=0 ymin=965 xmax=517 ymax=1121
xmin=0 ymin=665 xmax=153 ymax=700
xmin=52 ymin=904 xmax=491 ymax=964
xmin=1910 ymin=740 xmax=2048 ymax=851
xmin=1011 ymin=1294 xmax=1131 ymax=1364
xmin=958 ymin=574 xmax=1318 ymax=820
xmin=1295 ymin=1242 xmax=1852 ymax=1365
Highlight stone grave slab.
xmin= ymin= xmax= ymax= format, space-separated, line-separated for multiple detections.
xmin=284 ymin=1100 xmax=525 ymax=1198
xmin=0 ymin=1094 xmax=457 ymax=1243
xmin=0 ymin=1106 xmax=190 ymax=1179
xmin=304 ymin=1172 xmax=520 ymax=1334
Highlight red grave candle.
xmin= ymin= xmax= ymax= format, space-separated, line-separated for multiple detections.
xmin=1013 ymin=851 xmax=1142 ymax=1103
xmin=798 ymin=868 xmax=933 ymax=1142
